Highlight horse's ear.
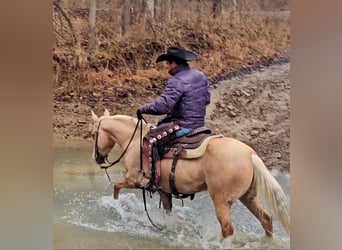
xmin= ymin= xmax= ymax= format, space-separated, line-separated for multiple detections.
xmin=104 ymin=109 xmax=110 ymax=116
xmin=91 ymin=110 xmax=98 ymax=121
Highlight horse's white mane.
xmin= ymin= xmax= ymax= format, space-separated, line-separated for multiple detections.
xmin=99 ymin=114 xmax=135 ymax=123
xmin=100 ymin=114 xmax=151 ymax=128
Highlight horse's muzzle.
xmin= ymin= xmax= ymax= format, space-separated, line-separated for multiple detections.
xmin=95 ymin=154 xmax=106 ymax=165
xmin=94 ymin=154 xmax=113 ymax=168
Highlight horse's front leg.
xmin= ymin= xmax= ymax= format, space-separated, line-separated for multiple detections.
xmin=113 ymin=177 xmax=135 ymax=199
xmin=158 ymin=191 xmax=172 ymax=213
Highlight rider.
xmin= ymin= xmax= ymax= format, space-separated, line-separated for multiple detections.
xmin=136 ymin=46 xmax=210 ymax=187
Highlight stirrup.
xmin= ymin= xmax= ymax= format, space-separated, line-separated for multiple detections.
xmin=135 ymin=174 xmax=150 ymax=188
xmin=140 ymin=176 xmax=150 ymax=188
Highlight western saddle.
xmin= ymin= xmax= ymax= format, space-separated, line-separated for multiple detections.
xmin=141 ymin=122 xmax=223 ymax=199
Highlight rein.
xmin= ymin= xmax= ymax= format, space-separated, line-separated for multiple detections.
xmin=95 ymin=115 xmax=162 ymax=230
xmin=138 ymin=115 xmax=163 ymax=230
xmin=95 ymin=117 xmax=142 ymax=170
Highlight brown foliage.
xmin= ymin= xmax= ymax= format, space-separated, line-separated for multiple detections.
xmin=53 ymin=1 xmax=290 ymax=100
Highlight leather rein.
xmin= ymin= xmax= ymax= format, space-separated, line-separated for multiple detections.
xmin=94 ymin=116 xmax=162 ymax=230
xmin=95 ymin=119 xmax=142 ymax=170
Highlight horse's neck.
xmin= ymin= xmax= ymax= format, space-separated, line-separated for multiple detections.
xmin=102 ymin=115 xmax=149 ymax=149
xmin=102 ymin=115 xmax=150 ymax=175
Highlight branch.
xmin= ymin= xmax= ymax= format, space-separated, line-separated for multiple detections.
xmin=53 ymin=1 xmax=79 ymax=47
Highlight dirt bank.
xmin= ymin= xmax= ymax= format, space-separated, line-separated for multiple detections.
xmin=53 ymin=62 xmax=290 ymax=171
xmin=207 ymin=63 xmax=290 ymax=171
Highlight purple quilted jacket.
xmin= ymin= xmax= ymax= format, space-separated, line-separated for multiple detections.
xmin=141 ymin=65 xmax=210 ymax=129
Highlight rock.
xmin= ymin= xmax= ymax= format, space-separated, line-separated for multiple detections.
xmin=228 ymin=111 xmax=237 ymax=117
xmin=275 ymin=152 xmax=282 ymax=159
xmin=77 ymin=119 xmax=87 ymax=124
xmin=240 ymin=89 xmax=251 ymax=97
xmin=227 ymin=104 xmax=235 ymax=110
xmin=216 ymin=102 xmax=223 ymax=108
xmin=250 ymin=129 xmax=259 ymax=136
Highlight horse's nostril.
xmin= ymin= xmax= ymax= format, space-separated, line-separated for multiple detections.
xmin=95 ymin=155 xmax=105 ymax=164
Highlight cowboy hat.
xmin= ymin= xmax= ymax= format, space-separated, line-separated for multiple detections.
xmin=156 ymin=46 xmax=198 ymax=63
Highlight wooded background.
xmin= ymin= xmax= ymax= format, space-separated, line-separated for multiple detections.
xmin=53 ymin=0 xmax=289 ymax=98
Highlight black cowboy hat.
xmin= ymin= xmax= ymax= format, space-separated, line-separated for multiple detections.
xmin=156 ymin=46 xmax=198 ymax=63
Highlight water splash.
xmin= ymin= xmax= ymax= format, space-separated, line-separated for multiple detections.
xmin=54 ymin=138 xmax=290 ymax=249
xmin=56 ymin=190 xmax=289 ymax=249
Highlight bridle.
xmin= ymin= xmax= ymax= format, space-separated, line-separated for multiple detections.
xmin=93 ymin=117 xmax=141 ymax=170
xmin=93 ymin=115 xmax=162 ymax=230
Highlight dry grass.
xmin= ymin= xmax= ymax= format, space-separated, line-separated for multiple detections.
xmin=53 ymin=1 xmax=290 ymax=98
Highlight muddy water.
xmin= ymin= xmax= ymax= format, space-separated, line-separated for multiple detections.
xmin=53 ymin=139 xmax=290 ymax=249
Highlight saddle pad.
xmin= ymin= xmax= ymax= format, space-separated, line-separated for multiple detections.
xmin=185 ymin=134 xmax=223 ymax=158
xmin=163 ymin=134 xmax=224 ymax=159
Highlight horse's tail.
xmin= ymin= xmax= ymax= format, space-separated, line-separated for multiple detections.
xmin=251 ymin=153 xmax=290 ymax=234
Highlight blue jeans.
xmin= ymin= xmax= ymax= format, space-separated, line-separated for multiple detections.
xmin=176 ymin=127 xmax=192 ymax=137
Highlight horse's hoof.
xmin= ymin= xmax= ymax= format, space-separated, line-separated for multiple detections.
xmin=113 ymin=186 xmax=120 ymax=199
xmin=266 ymin=230 xmax=273 ymax=237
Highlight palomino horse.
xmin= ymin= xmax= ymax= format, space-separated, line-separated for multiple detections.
xmin=91 ymin=109 xmax=290 ymax=238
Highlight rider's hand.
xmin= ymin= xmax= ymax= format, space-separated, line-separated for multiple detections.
xmin=136 ymin=109 xmax=143 ymax=120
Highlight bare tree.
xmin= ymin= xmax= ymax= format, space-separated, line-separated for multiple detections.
xmin=196 ymin=0 xmax=203 ymax=28
xmin=131 ymin=0 xmax=143 ymax=25
xmin=154 ymin=0 xmax=164 ymax=22
xmin=88 ymin=0 xmax=97 ymax=51
xmin=122 ymin=0 xmax=132 ymax=35
xmin=153 ymin=0 xmax=158 ymax=20
xmin=53 ymin=0 xmax=79 ymax=46
xmin=212 ymin=0 xmax=222 ymax=18
xmin=154 ymin=0 xmax=170 ymax=23
xmin=231 ymin=0 xmax=237 ymax=17
xmin=142 ymin=0 xmax=154 ymax=27
xmin=163 ymin=0 xmax=171 ymax=22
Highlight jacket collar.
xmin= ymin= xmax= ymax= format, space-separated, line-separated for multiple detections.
xmin=168 ymin=64 xmax=190 ymax=76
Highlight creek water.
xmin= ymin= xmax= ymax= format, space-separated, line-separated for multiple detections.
xmin=53 ymin=138 xmax=290 ymax=249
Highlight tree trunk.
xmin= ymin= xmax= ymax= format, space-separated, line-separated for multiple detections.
xmin=53 ymin=0 xmax=79 ymax=47
xmin=231 ymin=0 xmax=237 ymax=17
xmin=122 ymin=0 xmax=132 ymax=35
xmin=196 ymin=0 xmax=203 ymax=29
xmin=88 ymin=0 xmax=97 ymax=51
xmin=142 ymin=0 xmax=154 ymax=27
xmin=212 ymin=0 xmax=222 ymax=18
xmin=153 ymin=0 xmax=158 ymax=21
xmin=163 ymin=0 xmax=171 ymax=23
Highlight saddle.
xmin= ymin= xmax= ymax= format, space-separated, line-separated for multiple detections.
xmin=141 ymin=123 xmax=223 ymax=199
xmin=162 ymin=128 xmax=223 ymax=159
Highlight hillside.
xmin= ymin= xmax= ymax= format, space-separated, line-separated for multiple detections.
xmin=53 ymin=1 xmax=290 ymax=171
